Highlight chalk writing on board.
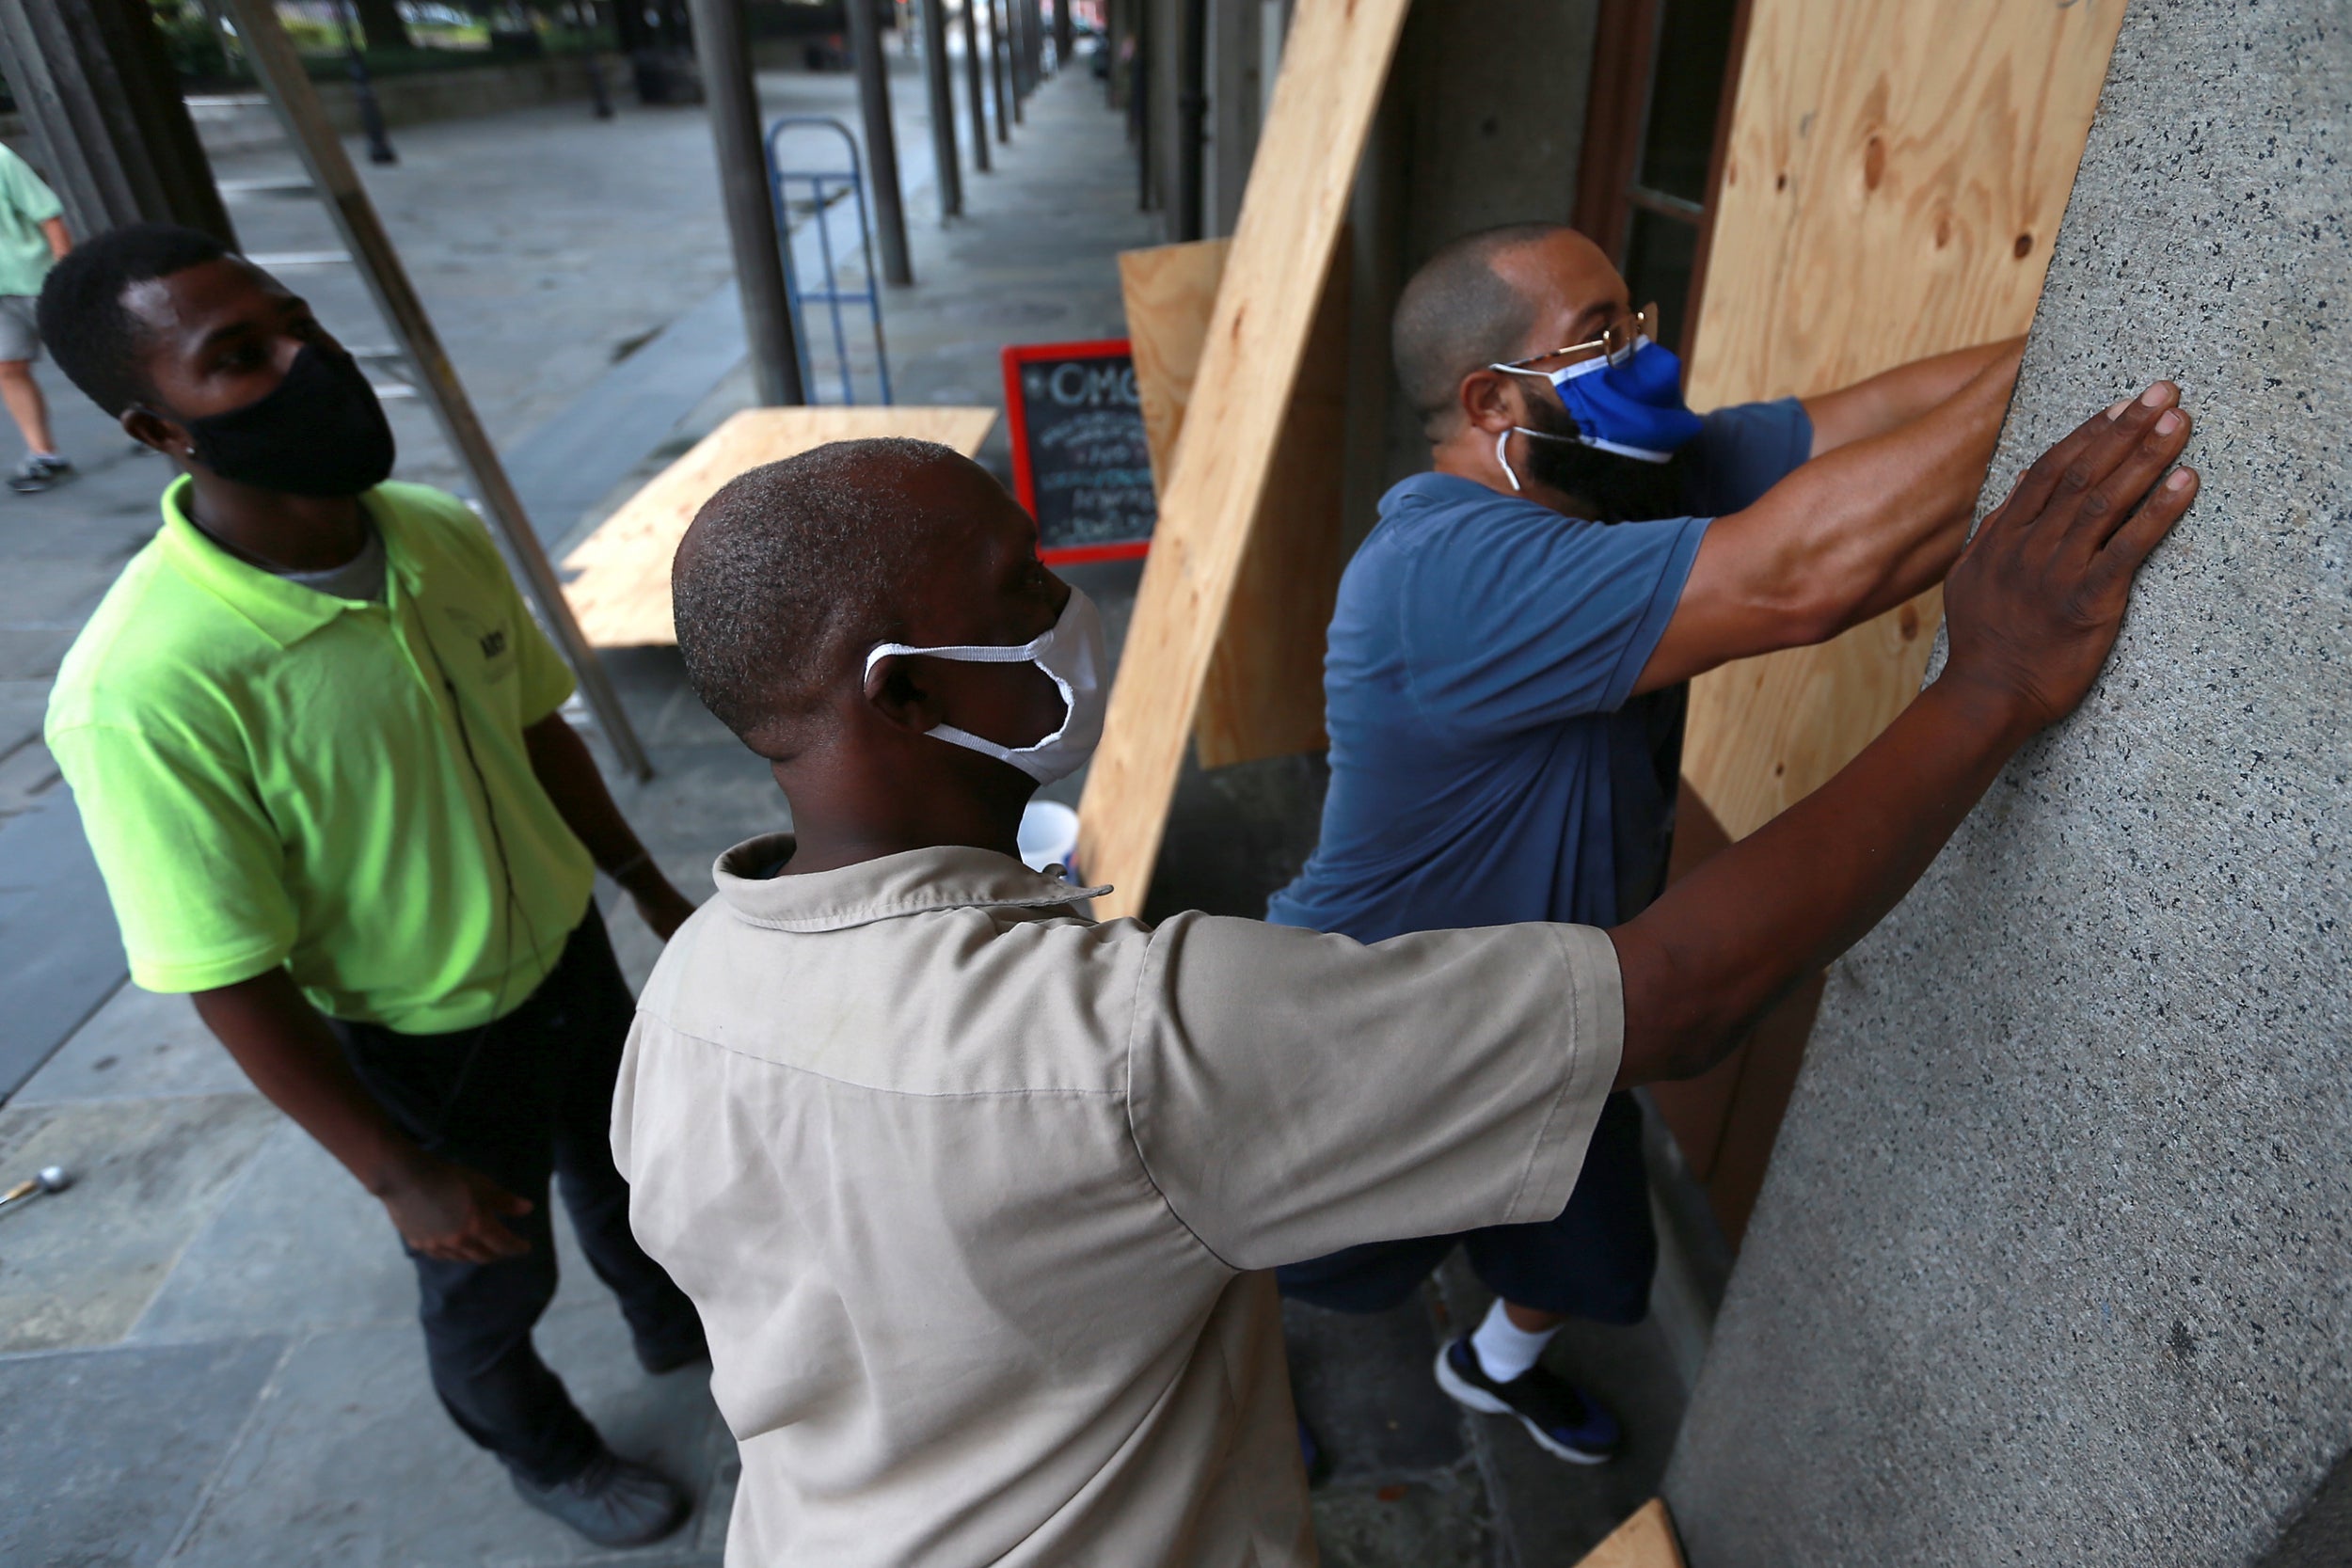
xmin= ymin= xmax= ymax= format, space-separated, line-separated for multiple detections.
xmin=1002 ymin=341 xmax=1157 ymax=562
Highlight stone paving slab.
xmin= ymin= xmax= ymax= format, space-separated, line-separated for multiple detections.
xmin=0 ymin=1093 xmax=279 ymax=1353
xmin=13 ymin=981 xmax=252 ymax=1107
xmin=131 ymin=1116 xmax=615 ymax=1348
xmin=163 ymin=1307 xmax=727 ymax=1567
xmin=0 ymin=1334 xmax=289 ymax=1568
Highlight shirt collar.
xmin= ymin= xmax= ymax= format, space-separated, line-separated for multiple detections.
xmin=153 ymin=475 xmax=423 ymax=648
xmin=712 ymin=833 xmax=1110 ymax=933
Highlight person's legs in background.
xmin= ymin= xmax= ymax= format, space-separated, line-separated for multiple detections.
xmin=335 ymin=911 xmax=697 ymax=1547
xmin=1435 ymin=1089 xmax=1657 ymax=1465
xmin=0 ymin=298 xmax=68 ymax=494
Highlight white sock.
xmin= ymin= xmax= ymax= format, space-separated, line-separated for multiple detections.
xmin=1468 ymin=1297 xmax=1557 ymax=1383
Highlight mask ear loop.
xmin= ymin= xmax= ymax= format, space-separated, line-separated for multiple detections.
xmin=1494 ymin=427 xmax=1523 ymax=492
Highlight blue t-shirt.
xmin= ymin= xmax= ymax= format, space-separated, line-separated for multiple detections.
xmin=1267 ymin=398 xmax=1812 ymax=942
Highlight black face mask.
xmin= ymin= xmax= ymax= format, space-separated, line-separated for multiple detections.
xmin=178 ymin=343 xmax=396 ymax=499
xmin=1518 ymin=394 xmax=1690 ymax=524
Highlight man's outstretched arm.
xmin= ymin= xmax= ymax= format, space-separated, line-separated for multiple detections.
xmin=1633 ymin=341 xmax=2040 ymax=694
xmin=1804 ymin=337 xmax=2026 ymax=457
xmin=1612 ymin=384 xmax=2199 ymax=1088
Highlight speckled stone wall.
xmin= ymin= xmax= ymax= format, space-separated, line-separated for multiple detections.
xmin=1661 ymin=2 xmax=2351 ymax=1563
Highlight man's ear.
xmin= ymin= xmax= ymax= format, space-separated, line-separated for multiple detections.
xmin=862 ymin=653 xmax=948 ymax=736
xmin=1457 ymin=367 xmax=1523 ymax=436
xmin=121 ymin=404 xmax=187 ymax=460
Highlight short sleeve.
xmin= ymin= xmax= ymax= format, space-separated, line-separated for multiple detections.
xmin=47 ymin=723 xmax=297 ymax=993
xmin=0 ymin=151 xmax=61 ymax=224
xmin=1389 ymin=487 xmax=1706 ymax=737
xmin=1681 ymin=397 xmax=1814 ymax=517
xmin=1126 ymin=911 xmax=1623 ymax=1271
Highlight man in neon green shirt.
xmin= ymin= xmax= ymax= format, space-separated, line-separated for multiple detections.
xmin=40 ymin=225 xmax=703 ymax=1548
xmin=0 ymin=144 xmax=72 ymax=493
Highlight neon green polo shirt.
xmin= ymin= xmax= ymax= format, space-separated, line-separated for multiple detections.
xmin=47 ymin=478 xmax=596 ymax=1034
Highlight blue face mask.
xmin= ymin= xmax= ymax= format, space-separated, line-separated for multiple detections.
xmin=1490 ymin=338 xmax=1704 ymax=488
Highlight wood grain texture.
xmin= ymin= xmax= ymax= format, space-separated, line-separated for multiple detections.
xmin=1573 ymin=1499 xmax=1686 ymax=1568
xmin=1120 ymin=236 xmax=1349 ymax=770
xmin=1077 ymin=0 xmax=1412 ymax=918
xmin=1678 ymin=0 xmax=2125 ymax=840
xmin=560 ymin=405 xmax=997 ymax=646
xmin=1121 ymin=238 xmax=1231 ymax=483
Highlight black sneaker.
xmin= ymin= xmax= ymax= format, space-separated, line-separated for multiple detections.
xmin=510 ymin=1448 xmax=691 ymax=1546
xmin=1433 ymin=1335 xmax=1622 ymax=1465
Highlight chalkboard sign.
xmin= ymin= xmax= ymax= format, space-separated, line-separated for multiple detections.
xmin=1001 ymin=340 xmax=1156 ymax=564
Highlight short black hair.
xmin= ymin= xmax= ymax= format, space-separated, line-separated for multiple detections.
xmin=1391 ymin=222 xmax=1567 ymax=436
xmin=673 ymin=437 xmax=970 ymax=756
xmin=38 ymin=222 xmax=234 ymax=417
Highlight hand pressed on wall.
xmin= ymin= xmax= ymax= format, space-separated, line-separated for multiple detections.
xmin=1943 ymin=380 xmax=2200 ymax=735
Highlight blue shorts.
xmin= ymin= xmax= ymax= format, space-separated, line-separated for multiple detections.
xmin=1275 ymin=1090 xmax=1656 ymax=1322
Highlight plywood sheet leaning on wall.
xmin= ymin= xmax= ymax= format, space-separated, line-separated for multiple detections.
xmin=561 ymin=406 xmax=998 ymax=646
xmin=1679 ymin=0 xmax=2128 ymax=842
xmin=1120 ymin=236 xmax=1349 ymax=771
xmin=1077 ymin=0 xmax=1412 ymax=919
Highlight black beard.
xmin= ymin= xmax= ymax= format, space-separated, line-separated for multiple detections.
xmin=1518 ymin=401 xmax=1690 ymax=524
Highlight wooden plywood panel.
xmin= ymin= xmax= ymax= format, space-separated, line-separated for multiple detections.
xmin=1077 ymin=0 xmax=1413 ymax=919
xmin=1120 ymin=236 xmax=1349 ymax=770
xmin=1573 ymin=1499 xmax=1686 ymax=1568
xmin=560 ymin=405 xmax=998 ymax=647
xmin=1679 ymin=0 xmax=2125 ymax=841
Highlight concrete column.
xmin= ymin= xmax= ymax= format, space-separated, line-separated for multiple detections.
xmin=918 ymin=0 xmax=962 ymax=217
xmin=0 ymin=0 xmax=236 ymax=245
xmin=959 ymin=0 xmax=992 ymax=171
xmin=684 ymin=0 xmax=804 ymax=405
xmin=988 ymin=0 xmax=1013 ymax=139
xmin=1661 ymin=3 xmax=2352 ymax=1561
xmin=1053 ymin=0 xmax=1072 ymax=70
xmin=844 ymin=0 xmax=914 ymax=284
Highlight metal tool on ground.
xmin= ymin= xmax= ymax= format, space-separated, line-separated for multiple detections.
xmin=767 ymin=118 xmax=897 ymax=405
xmin=0 ymin=1165 xmax=72 ymax=1216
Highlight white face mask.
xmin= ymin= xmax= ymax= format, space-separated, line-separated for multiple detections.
xmin=865 ymin=587 xmax=1109 ymax=785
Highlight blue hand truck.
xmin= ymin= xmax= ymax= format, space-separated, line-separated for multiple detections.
xmin=765 ymin=116 xmax=895 ymax=405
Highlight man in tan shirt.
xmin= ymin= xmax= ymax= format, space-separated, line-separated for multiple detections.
xmin=619 ymin=389 xmax=2199 ymax=1564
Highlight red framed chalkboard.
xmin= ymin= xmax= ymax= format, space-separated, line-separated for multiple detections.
xmin=1001 ymin=340 xmax=1157 ymax=565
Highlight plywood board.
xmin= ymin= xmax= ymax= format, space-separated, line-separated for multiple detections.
xmin=1678 ymin=0 xmax=2126 ymax=841
xmin=1077 ymin=0 xmax=1411 ymax=918
xmin=1573 ymin=1499 xmax=1686 ymax=1568
xmin=560 ymin=405 xmax=997 ymax=647
xmin=1120 ymin=236 xmax=1349 ymax=770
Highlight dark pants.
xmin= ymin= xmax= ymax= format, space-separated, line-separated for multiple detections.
xmin=1277 ymin=1089 xmax=1656 ymax=1323
xmin=334 ymin=906 xmax=703 ymax=1486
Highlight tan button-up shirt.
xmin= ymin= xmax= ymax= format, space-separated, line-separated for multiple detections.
xmin=613 ymin=836 xmax=1622 ymax=1566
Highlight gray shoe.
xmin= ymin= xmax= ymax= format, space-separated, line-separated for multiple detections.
xmin=510 ymin=1449 xmax=690 ymax=1547
xmin=8 ymin=455 xmax=65 ymax=495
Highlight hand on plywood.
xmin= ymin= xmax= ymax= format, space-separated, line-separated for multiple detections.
xmin=1942 ymin=381 xmax=2199 ymax=736
xmin=1609 ymin=385 xmax=2198 ymax=1089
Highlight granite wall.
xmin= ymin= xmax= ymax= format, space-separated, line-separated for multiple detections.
xmin=1661 ymin=1 xmax=2351 ymax=1563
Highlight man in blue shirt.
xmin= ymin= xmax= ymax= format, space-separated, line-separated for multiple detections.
xmin=1269 ymin=222 xmax=2028 ymax=1463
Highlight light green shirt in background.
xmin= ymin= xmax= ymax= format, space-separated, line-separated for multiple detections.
xmin=0 ymin=146 xmax=63 ymax=298
xmin=47 ymin=479 xmax=596 ymax=1034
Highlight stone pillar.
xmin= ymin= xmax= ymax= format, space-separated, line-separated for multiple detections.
xmin=1661 ymin=2 xmax=2352 ymax=1563
xmin=0 ymin=0 xmax=236 ymax=245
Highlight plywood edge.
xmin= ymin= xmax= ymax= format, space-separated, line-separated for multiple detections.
xmin=1076 ymin=0 xmax=1413 ymax=921
xmin=1573 ymin=1498 xmax=1685 ymax=1568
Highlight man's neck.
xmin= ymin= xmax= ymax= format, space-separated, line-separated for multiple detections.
xmin=182 ymin=469 xmax=369 ymax=574
xmin=768 ymin=757 xmax=1029 ymax=877
xmin=1427 ymin=437 xmax=1596 ymax=517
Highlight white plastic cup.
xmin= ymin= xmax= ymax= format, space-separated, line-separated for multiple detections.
xmin=1017 ymin=800 xmax=1082 ymax=876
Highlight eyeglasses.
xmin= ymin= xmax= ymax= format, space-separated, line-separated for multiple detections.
xmin=1502 ymin=302 xmax=1662 ymax=372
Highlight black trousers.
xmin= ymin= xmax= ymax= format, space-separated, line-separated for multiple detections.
xmin=334 ymin=906 xmax=703 ymax=1486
